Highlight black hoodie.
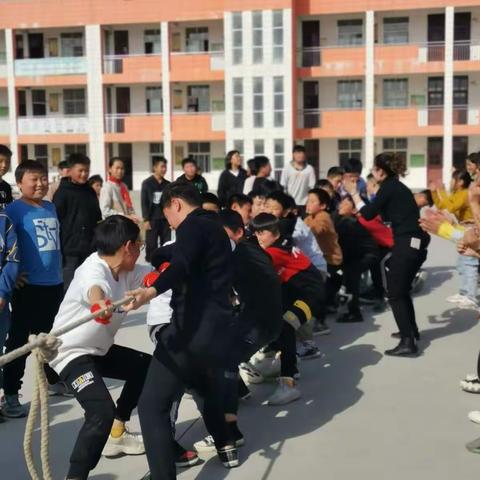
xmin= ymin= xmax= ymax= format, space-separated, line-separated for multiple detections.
xmin=53 ymin=178 xmax=102 ymax=257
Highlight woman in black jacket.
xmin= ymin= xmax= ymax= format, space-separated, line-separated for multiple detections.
xmin=217 ymin=150 xmax=247 ymax=207
xmin=344 ymin=152 xmax=429 ymax=357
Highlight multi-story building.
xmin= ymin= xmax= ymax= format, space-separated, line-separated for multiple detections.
xmin=0 ymin=0 xmax=479 ymax=190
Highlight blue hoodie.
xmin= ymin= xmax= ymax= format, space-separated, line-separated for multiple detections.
xmin=0 ymin=212 xmax=19 ymax=301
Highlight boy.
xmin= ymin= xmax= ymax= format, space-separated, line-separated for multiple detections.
xmin=0 ymin=145 xmax=13 ymax=209
xmin=366 ymin=173 xmax=379 ymax=201
xmin=251 ymin=213 xmax=325 ymax=405
xmin=280 ymin=145 xmax=316 ymax=214
xmin=227 ymin=193 xmax=252 ymax=226
xmin=53 ymin=153 xmax=102 ymax=291
xmin=176 ymin=158 xmax=208 ymax=194
xmin=340 ymin=158 xmax=367 ymax=199
xmin=141 ymin=157 xmax=171 ymax=261
xmin=201 ymin=192 xmax=221 ymax=213
xmin=46 ymin=159 xmax=70 ymax=201
xmin=2 ymin=160 xmax=64 ymax=417
xmin=49 ymin=215 xmax=152 ymax=480
xmin=252 ymin=156 xmax=279 ymax=191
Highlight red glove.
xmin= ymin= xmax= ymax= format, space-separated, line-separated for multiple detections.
xmin=91 ymin=299 xmax=113 ymax=325
xmin=143 ymin=262 xmax=171 ymax=288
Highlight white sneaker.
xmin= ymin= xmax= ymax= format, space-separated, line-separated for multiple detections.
xmin=457 ymin=297 xmax=478 ymax=309
xmin=446 ymin=294 xmax=468 ymax=304
xmin=194 ymin=435 xmax=216 ymax=453
xmin=267 ymin=378 xmax=301 ymax=406
xmin=254 ymin=356 xmax=281 ymax=378
xmin=239 ymin=362 xmax=264 ymax=384
xmin=468 ymin=411 xmax=480 ymax=424
xmin=102 ymin=429 xmax=145 ymax=457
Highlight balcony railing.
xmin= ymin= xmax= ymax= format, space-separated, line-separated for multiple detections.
xmin=15 ymin=57 xmax=87 ymax=76
xmin=298 ymin=45 xmax=364 ymax=69
xmin=0 ymin=118 xmax=9 ymax=135
xmin=171 ymin=49 xmax=225 ymax=71
xmin=17 ymin=116 xmax=89 ymax=135
xmin=0 ymin=52 xmax=6 ymax=77
xmin=172 ymin=110 xmax=225 ymax=132
xmin=103 ymin=53 xmax=162 ymax=74
xmin=297 ymin=107 xmax=364 ymax=129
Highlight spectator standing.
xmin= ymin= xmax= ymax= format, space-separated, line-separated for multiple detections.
xmin=217 ymin=151 xmax=247 ymax=207
xmin=176 ymin=158 xmax=208 ymax=194
xmin=46 ymin=160 xmax=70 ymax=201
xmin=88 ymin=175 xmax=103 ymax=199
xmin=0 ymin=145 xmax=13 ymax=209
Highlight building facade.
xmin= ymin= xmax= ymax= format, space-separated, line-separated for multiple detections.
xmin=0 ymin=0 xmax=479 ymax=190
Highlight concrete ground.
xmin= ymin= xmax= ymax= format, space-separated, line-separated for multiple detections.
xmin=1 ymin=237 xmax=480 ymax=480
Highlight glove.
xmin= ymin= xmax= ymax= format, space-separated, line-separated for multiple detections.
xmin=143 ymin=262 xmax=171 ymax=288
xmin=91 ymin=299 xmax=113 ymax=325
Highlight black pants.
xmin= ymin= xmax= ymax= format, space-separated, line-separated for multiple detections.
xmin=3 ymin=283 xmax=63 ymax=395
xmin=370 ymin=248 xmax=392 ymax=299
xmin=59 ymin=345 xmax=151 ymax=479
xmin=386 ymin=236 xmax=428 ymax=339
xmin=139 ymin=350 xmax=231 ymax=480
xmin=63 ymin=254 xmax=89 ymax=292
xmin=272 ymin=322 xmax=297 ymax=377
xmin=145 ymin=219 xmax=171 ymax=262
xmin=326 ymin=264 xmax=343 ymax=305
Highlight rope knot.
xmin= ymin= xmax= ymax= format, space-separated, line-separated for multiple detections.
xmin=28 ymin=334 xmax=62 ymax=363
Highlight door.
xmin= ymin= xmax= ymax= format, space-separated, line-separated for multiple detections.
xmin=114 ymin=31 xmax=129 ymax=55
xmin=453 ymin=137 xmax=468 ymax=171
xmin=303 ymin=81 xmax=319 ymax=128
xmin=28 ymin=33 xmax=44 ymax=58
xmin=428 ymin=77 xmax=443 ymax=125
xmin=115 ymin=87 xmax=131 ymax=114
xmin=428 ymin=14 xmax=445 ymax=61
xmin=47 ymin=38 xmax=59 ymax=57
xmin=18 ymin=90 xmax=27 ymax=116
xmin=302 ymin=21 xmax=320 ymax=67
xmin=427 ymin=137 xmax=443 ymax=185
xmin=174 ymin=145 xmax=185 ymax=169
xmin=453 ymin=76 xmax=468 ymax=125
xmin=454 ymin=12 xmax=471 ymax=60
xmin=15 ymin=34 xmax=24 ymax=59
xmin=304 ymin=139 xmax=320 ymax=178
xmin=118 ymin=143 xmax=133 ymax=190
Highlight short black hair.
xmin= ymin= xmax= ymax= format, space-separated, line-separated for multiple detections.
xmin=327 ymin=166 xmax=344 ymax=177
xmin=88 ymin=174 xmax=103 ymax=186
xmin=67 ymin=153 xmax=90 ymax=168
xmin=292 ymin=145 xmax=306 ymax=154
xmin=315 ymin=178 xmax=334 ymax=190
xmin=161 ymin=181 xmax=202 ymax=209
xmin=247 ymin=158 xmax=258 ymax=176
xmin=466 ymin=152 xmax=480 ymax=166
xmin=58 ymin=160 xmax=69 ymax=171
xmin=109 ymin=156 xmax=124 ymax=168
xmin=254 ymin=156 xmax=271 ymax=171
xmin=15 ymin=159 xmax=48 ymax=183
xmin=342 ymin=158 xmax=363 ymax=175
xmin=201 ymin=192 xmax=221 ymax=208
xmin=266 ymin=191 xmax=291 ymax=211
xmin=227 ymin=193 xmax=252 ymax=209
xmin=418 ymin=189 xmax=434 ymax=207
xmin=182 ymin=157 xmax=197 ymax=168
xmin=249 ymin=179 xmax=283 ymax=198
xmin=250 ymin=212 xmax=280 ymax=235
xmin=219 ymin=209 xmax=244 ymax=233
xmin=452 ymin=169 xmax=472 ymax=188
xmin=308 ymin=188 xmax=331 ymax=206
xmin=152 ymin=156 xmax=167 ymax=167
xmin=0 ymin=145 xmax=12 ymax=159
xmin=366 ymin=173 xmax=375 ymax=181
xmin=94 ymin=215 xmax=140 ymax=256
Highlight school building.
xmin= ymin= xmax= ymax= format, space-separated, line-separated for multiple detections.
xmin=0 ymin=0 xmax=479 ymax=190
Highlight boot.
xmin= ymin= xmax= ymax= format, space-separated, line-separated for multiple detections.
xmin=384 ymin=337 xmax=418 ymax=357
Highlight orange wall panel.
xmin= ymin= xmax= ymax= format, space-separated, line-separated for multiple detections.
xmin=0 ymin=136 xmax=9 ymax=144
xmin=297 ymin=110 xmax=364 ymax=139
xmin=17 ymin=134 xmax=89 ymax=144
xmin=170 ymin=55 xmax=224 ymax=82
xmin=15 ymin=75 xmax=87 ymax=88
xmin=0 ymin=79 xmax=7 ymax=88
xmin=375 ymin=45 xmax=445 ymax=75
xmin=103 ymin=56 xmax=162 ymax=85
xmin=299 ymin=47 xmax=364 ymax=78
xmin=104 ymin=116 xmax=164 ymax=143
xmin=374 ymin=109 xmax=444 ymax=137
xmin=171 ymin=114 xmax=225 ymax=141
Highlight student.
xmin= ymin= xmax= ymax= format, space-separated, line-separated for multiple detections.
xmin=340 ymin=158 xmax=367 ymax=199
xmin=466 ymin=152 xmax=480 ymax=180
xmin=280 ymin=145 xmax=316 ymax=215
xmin=88 ymin=174 xmax=103 ymax=199
xmin=201 ymin=192 xmax=221 ymax=213
xmin=217 ymin=150 xmax=247 ymax=207
xmin=251 ymin=156 xmax=278 ymax=191
xmin=415 ymin=189 xmax=434 ymax=212
xmin=243 ymin=158 xmax=258 ymax=195
xmin=326 ymin=166 xmax=344 ymax=193
xmin=46 ymin=160 xmax=70 ymax=201
xmin=49 ymin=216 xmax=152 ymax=480
xmin=141 ymin=157 xmax=171 ymax=262
xmin=2 ymin=161 xmax=64 ymax=417
xmin=366 ymin=173 xmax=379 ymax=201
xmin=100 ymin=157 xmax=138 ymax=221
xmin=124 ymin=182 xmax=241 ymax=478
xmin=0 ymin=145 xmax=13 ymax=209
xmin=344 ymin=152 xmax=430 ymax=356
xmin=252 ymin=213 xmax=325 ymax=405
xmin=226 ymin=193 xmax=252 ymax=226
xmin=53 ymin=153 xmax=102 ymax=291
xmin=176 ymin=158 xmax=208 ymax=194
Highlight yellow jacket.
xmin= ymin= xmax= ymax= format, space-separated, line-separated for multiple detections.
xmin=432 ymin=188 xmax=473 ymax=223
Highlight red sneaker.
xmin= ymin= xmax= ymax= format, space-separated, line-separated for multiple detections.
xmin=175 ymin=448 xmax=201 ymax=468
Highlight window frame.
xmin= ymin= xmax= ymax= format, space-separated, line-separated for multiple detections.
xmin=253 ymin=77 xmax=264 ymax=128
xmin=63 ymin=88 xmax=86 ymax=116
xmin=145 ymin=86 xmax=163 ymax=113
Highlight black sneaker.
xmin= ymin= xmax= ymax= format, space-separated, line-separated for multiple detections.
xmin=175 ymin=442 xmax=201 ymax=468
xmin=337 ymin=311 xmax=363 ymax=323
xmin=217 ymin=445 xmax=239 ymax=468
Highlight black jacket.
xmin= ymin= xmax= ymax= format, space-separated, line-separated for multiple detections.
xmin=217 ymin=169 xmax=247 ymax=207
xmin=141 ymin=175 xmax=170 ymax=222
xmin=53 ymin=178 xmax=102 ymax=257
xmin=176 ymin=174 xmax=209 ymax=194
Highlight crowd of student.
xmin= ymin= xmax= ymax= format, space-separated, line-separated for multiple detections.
xmin=2 ymin=142 xmax=480 ymax=478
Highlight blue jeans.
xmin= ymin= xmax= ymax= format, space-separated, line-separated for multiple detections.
xmin=457 ymin=254 xmax=479 ymax=301
xmin=0 ymin=306 xmax=11 ymax=389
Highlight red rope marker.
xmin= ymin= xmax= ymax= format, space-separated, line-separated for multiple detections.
xmin=143 ymin=262 xmax=171 ymax=288
xmin=90 ymin=299 xmax=113 ymax=324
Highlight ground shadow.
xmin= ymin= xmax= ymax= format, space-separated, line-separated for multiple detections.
xmin=415 ymin=266 xmax=455 ymax=297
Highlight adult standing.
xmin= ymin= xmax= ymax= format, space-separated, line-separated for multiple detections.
xmin=344 ymin=152 xmax=429 ymax=357
xmin=141 ymin=157 xmax=171 ymax=262
xmin=217 ymin=150 xmax=247 ymax=207
xmin=280 ymin=145 xmax=316 ymax=216
xmin=176 ymin=158 xmax=208 ymax=194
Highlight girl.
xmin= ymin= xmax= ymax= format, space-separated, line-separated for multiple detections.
xmin=217 ymin=150 xmax=247 ymax=207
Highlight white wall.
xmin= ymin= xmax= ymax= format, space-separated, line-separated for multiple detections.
xmin=19 ymin=87 xmax=88 ymax=117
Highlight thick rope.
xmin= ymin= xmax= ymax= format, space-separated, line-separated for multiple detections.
xmin=0 ymin=296 xmax=134 ymax=480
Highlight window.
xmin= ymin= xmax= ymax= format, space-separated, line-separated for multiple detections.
xmin=20 ymin=145 xmax=28 ymax=162
xmin=254 ymin=139 xmax=265 ymax=155
xmin=149 ymin=143 xmax=164 ymax=166
xmin=233 ymin=140 xmax=244 ymax=154
xmin=252 ymin=11 xmax=263 ymax=64
xmin=274 ymin=139 xmax=285 ymax=169
xmin=233 ymin=78 xmax=243 ymax=128
xmin=338 ymin=139 xmax=362 ymax=164
xmin=337 ymin=80 xmax=363 ymax=108
xmin=338 ymin=19 xmax=363 ymax=45
xmin=186 ymin=27 xmax=209 ymax=53
xmin=273 ymin=76 xmax=284 ymax=127
xmin=146 ymin=86 xmax=163 ymax=113
xmin=188 ymin=142 xmax=210 ymax=172
xmin=383 ymin=79 xmax=408 ymax=107
xmin=65 ymin=144 xmax=87 ymax=156
xmin=232 ymin=13 xmax=243 ymax=65
xmin=60 ymin=33 xmax=83 ymax=57
xmin=144 ymin=29 xmax=161 ymax=54
xmin=18 ymin=90 xmax=27 ymax=116
xmin=32 ymin=90 xmax=46 ymax=116
xmin=34 ymin=145 xmax=48 ymax=169
xmin=187 ymin=85 xmax=210 ymax=112
xmin=383 ymin=17 xmax=409 ymax=44
xmin=272 ymin=10 xmax=284 ymax=63
xmin=63 ymin=89 xmax=86 ymax=115
xmin=383 ymin=138 xmax=408 ymax=163
xmin=253 ymin=77 xmax=264 ymax=128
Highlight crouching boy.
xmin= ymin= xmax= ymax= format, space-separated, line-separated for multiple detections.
xmin=49 ymin=215 xmax=152 ymax=480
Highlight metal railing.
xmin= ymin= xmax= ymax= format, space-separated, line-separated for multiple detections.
xmin=17 ymin=115 xmax=89 ymax=134
xmin=15 ymin=57 xmax=87 ymax=76
xmin=103 ymin=53 xmax=161 ymax=74
xmin=104 ymin=112 xmax=163 ymax=133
